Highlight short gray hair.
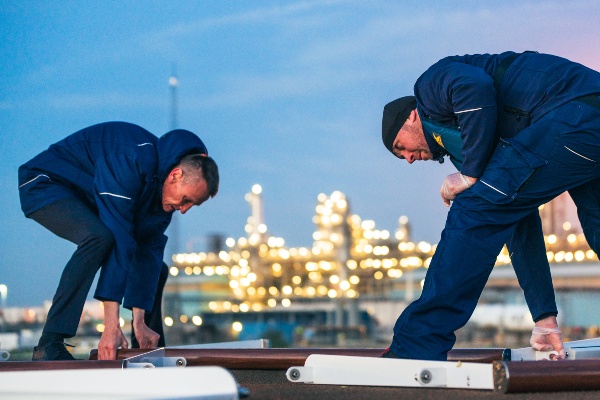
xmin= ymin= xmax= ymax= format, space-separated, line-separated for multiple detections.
xmin=178 ymin=154 xmax=219 ymax=197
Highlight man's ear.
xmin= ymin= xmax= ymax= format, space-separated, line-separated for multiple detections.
xmin=407 ymin=109 xmax=419 ymax=124
xmin=168 ymin=168 xmax=183 ymax=183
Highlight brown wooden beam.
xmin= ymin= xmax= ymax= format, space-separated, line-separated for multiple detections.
xmin=494 ymin=359 xmax=600 ymax=393
xmin=0 ymin=347 xmax=508 ymax=372
xmin=88 ymin=347 xmax=508 ymax=368
xmin=0 ymin=360 xmax=121 ymax=372
xmin=449 ymin=347 xmax=509 ymax=363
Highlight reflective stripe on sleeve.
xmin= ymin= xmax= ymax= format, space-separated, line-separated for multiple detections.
xmin=99 ymin=192 xmax=132 ymax=200
xmin=19 ymin=174 xmax=51 ymax=188
xmin=454 ymin=107 xmax=483 ymax=114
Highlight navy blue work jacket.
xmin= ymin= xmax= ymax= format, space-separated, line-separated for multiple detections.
xmin=18 ymin=122 xmax=208 ymax=311
xmin=415 ymin=51 xmax=600 ymax=178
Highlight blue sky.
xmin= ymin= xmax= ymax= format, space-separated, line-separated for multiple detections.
xmin=2 ymin=0 xmax=600 ymax=306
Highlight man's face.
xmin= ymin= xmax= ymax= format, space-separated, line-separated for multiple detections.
xmin=162 ymin=168 xmax=210 ymax=214
xmin=392 ymin=119 xmax=433 ymax=163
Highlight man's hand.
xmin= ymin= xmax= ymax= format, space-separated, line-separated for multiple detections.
xmin=98 ymin=301 xmax=128 ymax=360
xmin=530 ymin=315 xmax=566 ymax=360
xmin=98 ymin=325 xmax=128 ymax=360
xmin=441 ymin=173 xmax=477 ymax=206
xmin=133 ymin=307 xmax=160 ymax=349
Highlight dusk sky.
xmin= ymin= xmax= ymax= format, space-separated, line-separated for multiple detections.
xmin=2 ymin=1 xmax=600 ymax=307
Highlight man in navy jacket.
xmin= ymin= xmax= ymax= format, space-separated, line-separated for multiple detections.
xmin=380 ymin=51 xmax=600 ymax=360
xmin=19 ymin=122 xmax=219 ymax=360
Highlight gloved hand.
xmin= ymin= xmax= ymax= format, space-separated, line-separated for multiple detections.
xmin=440 ymin=173 xmax=476 ymax=206
xmin=530 ymin=324 xmax=566 ymax=360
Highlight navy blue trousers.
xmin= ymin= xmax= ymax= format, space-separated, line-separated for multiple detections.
xmin=391 ymin=97 xmax=600 ymax=360
xmin=30 ymin=198 xmax=167 ymax=346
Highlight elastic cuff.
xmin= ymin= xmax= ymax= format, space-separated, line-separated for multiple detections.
xmin=459 ymin=173 xmax=473 ymax=188
xmin=532 ymin=326 xmax=561 ymax=335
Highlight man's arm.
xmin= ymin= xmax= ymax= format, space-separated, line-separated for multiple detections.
xmin=125 ymin=234 xmax=169 ymax=348
xmin=416 ymin=59 xmax=498 ymax=179
xmin=97 ymin=301 xmax=128 ymax=360
xmin=92 ymin=155 xmax=141 ymax=303
xmin=91 ymin=153 xmax=152 ymax=358
xmin=92 ymin=149 xmax=157 ymax=303
xmin=124 ymin=233 xmax=169 ymax=312
xmin=416 ymin=60 xmax=498 ymax=205
xmin=132 ymin=307 xmax=160 ymax=349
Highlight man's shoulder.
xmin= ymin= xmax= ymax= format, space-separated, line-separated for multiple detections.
xmin=82 ymin=122 xmax=158 ymax=144
xmin=422 ymin=53 xmax=507 ymax=77
xmin=81 ymin=122 xmax=159 ymax=164
xmin=84 ymin=123 xmax=160 ymax=181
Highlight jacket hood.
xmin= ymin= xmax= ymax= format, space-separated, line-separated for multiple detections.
xmin=157 ymin=129 xmax=208 ymax=184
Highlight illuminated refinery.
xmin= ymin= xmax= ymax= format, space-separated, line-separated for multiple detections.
xmin=163 ymin=186 xmax=596 ymax=330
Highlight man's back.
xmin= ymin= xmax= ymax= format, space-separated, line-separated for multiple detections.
xmin=419 ymin=51 xmax=600 ymax=125
xmin=19 ymin=122 xmax=158 ymax=216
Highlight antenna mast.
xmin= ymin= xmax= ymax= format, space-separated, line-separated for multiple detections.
xmin=168 ymin=66 xmax=180 ymax=255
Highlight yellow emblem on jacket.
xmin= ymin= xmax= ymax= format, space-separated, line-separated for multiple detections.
xmin=432 ymin=133 xmax=446 ymax=149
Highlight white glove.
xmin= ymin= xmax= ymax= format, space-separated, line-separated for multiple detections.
xmin=440 ymin=173 xmax=475 ymax=207
xmin=530 ymin=326 xmax=566 ymax=360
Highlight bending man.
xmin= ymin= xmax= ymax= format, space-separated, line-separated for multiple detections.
xmin=380 ymin=51 xmax=600 ymax=360
xmin=19 ymin=121 xmax=219 ymax=360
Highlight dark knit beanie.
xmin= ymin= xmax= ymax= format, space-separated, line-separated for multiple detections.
xmin=381 ymin=96 xmax=417 ymax=153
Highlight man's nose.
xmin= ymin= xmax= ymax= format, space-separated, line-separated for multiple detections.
xmin=180 ymin=204 xmax=192 ymax=214
xmin=405 ymin=153 xmax=415 ymax=164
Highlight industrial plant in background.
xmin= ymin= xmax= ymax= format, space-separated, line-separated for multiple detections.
xmin=162 ymin=185 xmax=598 ymax=348
xmin=1 ymin=186 xmax=598 ymax=355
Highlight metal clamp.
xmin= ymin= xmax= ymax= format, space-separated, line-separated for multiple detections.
xmin=122 ymin=348 xmax=187 ymax=369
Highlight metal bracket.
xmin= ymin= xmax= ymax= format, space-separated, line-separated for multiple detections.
xmin=286 ymin=355 xmax=494 ymax=390
xmin=122 ymin=348 xmax=187 ymax=368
